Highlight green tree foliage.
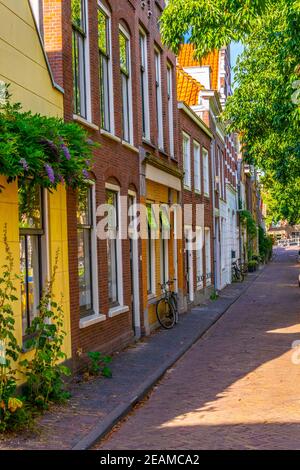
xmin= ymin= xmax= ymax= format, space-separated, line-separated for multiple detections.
xmin=224 ymin=0 xmax=300 ymax=223
xmin=162 ymin=0 xmax=300 ymax=223
xmin=160 ymin=0 xmax=268 ymax=57
xmin=258 ymin=226 xmax=273 ymax=262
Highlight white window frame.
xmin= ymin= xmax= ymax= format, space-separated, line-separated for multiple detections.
xmin=183 ymin=132 xmax=191 ymax=189
xmin=184 ymin=225 xmax=194 ymax=302
xmin=160 ymin=222 xmax=169 ymax=286
xmin=196 ymin=226 xmax=203 ymax=289
xmin=128 ymin=190 xmax=141 ymax=335
xmin=105 ymin=182 xmax=126 ymax=316
xmin=155 ymin=48 xmax=164 ymax=150
xmin=119 ymin=24 xmax=133 ymax=145
xmin=221 ymin=150 xmax=225 ymax=199
xmin=19 ymin=186 xmax=48 ymax=337
xmin=72 ymin=0 xmax=91 ymax=121
xmin=194 ymin=140 xmax=201 ymax=193
xmin=78 ymin=185 xmax=105 ymax=328
xmin=167 ymin=64 xmax=174 ymax=157
xmin=203 ymin=147 xmax=210 ymax=197
xmin=98 ymin=1 xmax=114 ymax=134
xmin=205 ymin=227 xmax=212 ymax=287
xmin=139 ymin=29 xmax=150 ymax=141
xmin=146 ymin=203 xmax=156 ymax=297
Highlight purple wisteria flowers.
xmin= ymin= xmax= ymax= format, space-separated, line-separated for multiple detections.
xmin=45 ymin=164 xmax=55 ymax=184
xmin=20 ymin=158 xmax=29 ymax=171
xmin=61 ymin=143 xmax=71 ymax=160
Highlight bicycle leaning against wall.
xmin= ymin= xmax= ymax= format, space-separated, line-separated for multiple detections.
xmin=231 ymin=259 xmax=247 ymax=282
xmin=156 ymin=279 xmax=178 ymax=329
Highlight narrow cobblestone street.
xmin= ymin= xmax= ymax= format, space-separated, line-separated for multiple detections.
xmin=96 ymin=248 xmax=300 ymax=450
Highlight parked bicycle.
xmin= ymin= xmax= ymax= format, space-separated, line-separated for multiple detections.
xmin=156 ymin=279 xmax=178 ymax=329
xmin=231 ymin=259 xmax=246 ymax=282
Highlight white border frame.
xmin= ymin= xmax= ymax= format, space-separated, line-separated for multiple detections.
xmin=105 ymin=182 xmax=127 ymax=316
xmin=167 ymin=63 xmax=174 ymax=158
xmin=128 ymin=190 xmax=141 ymax=337
xmin=154 ymin=47 xmax=164 ymax=151
xmin=119 ymin=24 xmax=134 ymax=145
xmin=193 ymin=140 xmax=201 ymax=194
xmin=203 ymin=146 xmax=210 ymax=197
xmin=139 ymin=28 xmax=150 ymax=141
xmin=184 ymin=225 xmax=194 ymax=302
xmin=98 ymin=0 xmax=115 ymax=135
xmin=182 ymin=131 xmax=191 ymax=190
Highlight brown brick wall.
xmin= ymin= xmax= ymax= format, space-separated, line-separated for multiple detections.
xmin=42 ymin=0 xmax=180 ymax=360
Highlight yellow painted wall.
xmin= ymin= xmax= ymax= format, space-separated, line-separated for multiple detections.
xmin=0 ymin=0 xmax=71 ymax=370
xmin=142 ymin=180 xmax=183 ymax=328
xmin=0 ymin=0 xmax=62 ymax=116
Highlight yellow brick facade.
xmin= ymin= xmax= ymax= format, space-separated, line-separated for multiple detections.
xmin=141 ymin=179 xmax=183 ymax=329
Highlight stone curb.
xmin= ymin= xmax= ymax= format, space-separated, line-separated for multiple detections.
xmin=72 ymin=268 xmax=265 ymax=450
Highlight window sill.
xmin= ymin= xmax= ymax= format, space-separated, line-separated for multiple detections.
xmin=197 ymin=284 xmax=204 ymax=291
xmin=195 ymin=190 xmax=201 ymax=195
xmin=158 ymin=147 xmax=169 ymax=158
xmin=79 ymin=313 xmax=106 ymax=329
xmin=73 ymin=114 xmax=99 ymax=131
xmin=142 ymin=138 xmax=157 ymax=150
xmin=121 ymin=140 xmax=139 ymax=154
xmin=184 ymin=185 xmax=192 ymax=192
xmin=100 ymin=129 xmax=121 ymax=143
xmin=108 ymin=305 xmax=129 ymax=318
xmin=147 ymin=293 xmax=156 ymax=302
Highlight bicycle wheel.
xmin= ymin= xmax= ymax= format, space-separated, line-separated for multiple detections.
xmin=170 ymin=294 xmax=178 ymax=323
xmin=156 ymin=298 xmax=176 ymax=329
xmin=232 ymin=267 xmax=242 ymax=282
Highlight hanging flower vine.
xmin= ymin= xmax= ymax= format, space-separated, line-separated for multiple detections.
xmin=0 ymin=89 xmax=96 ymax=191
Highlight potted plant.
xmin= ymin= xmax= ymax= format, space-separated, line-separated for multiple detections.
xmin=248 ymin=259 xmax=258 ymax=272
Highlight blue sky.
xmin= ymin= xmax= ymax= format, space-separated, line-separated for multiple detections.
xmin=230 ymin=42 xmax=244 ymax=85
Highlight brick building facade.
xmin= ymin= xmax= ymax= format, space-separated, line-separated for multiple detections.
xmin=39 ymin=0 xmax=183 ymax=359
xmin=177 ymin=66 xmax=214 ymax=307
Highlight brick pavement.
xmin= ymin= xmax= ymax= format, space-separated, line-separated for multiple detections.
xmin=0 ymin=255 xmax=258 ymax=449
xmin=96 ymin=248 xmax=300 ymax=450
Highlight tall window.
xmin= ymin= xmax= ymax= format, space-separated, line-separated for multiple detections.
xmin=194 ymin=141 xmax=201 ymax=193
xmin=119 ymin=27 xmax=132 ymax=143
xmin=72 ymin=0 xmax=88 ymax=118
xmin=146 ymin=205 xmax=156 ymax=295
xmin=167 ymin=64 xmax=174 ymax=157
xmin=140 ymin=30 xmax=150 ymax=140
xmin=196 ymin=227 xmax=203 ymax=289
xmin=183 ymin=133 xmax=191 ymax=188
xmin=160 ymin=210 xmax=169 ymax=285
xmin=221 ymin=151 xmax=225 ymax=199
xmin=19 ymin=182 xmax=44 ymax=336
xmin=203 ymin=147 xmax=210 ymax=196
xmin=205 ymin=227 xmax=211 ymax=286
xmin=77 ymin=186 xmax=93 ymax=316
xmin=98 ymin=3 xmax=112 ymax=132
xmin=155 ymin=49 xmax=164 ymax=150
xmin=106 ymin=189 xmax=120 ymax=306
